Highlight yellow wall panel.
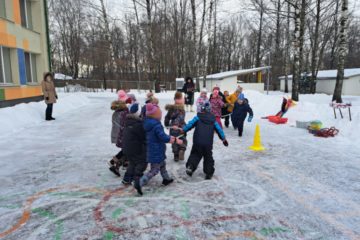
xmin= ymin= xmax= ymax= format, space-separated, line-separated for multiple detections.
xmin=0 ymin=32 xmax=17 ymax=48
xmin=13 ymin=0 xmax=21 ymax=24
xmin=23 ymin=39 xmax=29 ymax=51
xmin=5 ymin=86 xmax=43 ymax=100
xmin=0 ymin=19 xmax=7 ymax=32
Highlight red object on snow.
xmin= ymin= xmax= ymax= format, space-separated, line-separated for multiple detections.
xmin=267 ymin=115 xmax=288 ymax=124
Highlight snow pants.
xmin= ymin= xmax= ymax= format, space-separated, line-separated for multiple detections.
xmin=237 ymin=119 xmax=245 ymax=136
xmin=172 ymin=137 xmax=187 ymax=155
xmin=215 ymin=116 xmax=222 ymax=128
xmin=123 ymin=154 xmax=147 ymax=183
xmin=186 ymin=144 xmax=215 ymax=176
xmin=140 ymin=161 xmax=171 ymax=186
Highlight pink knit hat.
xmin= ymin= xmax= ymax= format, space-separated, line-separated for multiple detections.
xmin=146 ymin=103 xmax=159 ymax=116
xmin=117 ymin=90 xmax=128 ymax=102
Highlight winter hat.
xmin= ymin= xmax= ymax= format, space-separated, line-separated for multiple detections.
xmin=174 ymin=91 xmax=183 ymax=100
xmin=117 ymin=90 xmax=128 ymax=102
xmin=213 ymin=86 xmax=220 ymax=92
xmin=127 ymin=94 xmax=136 ymax=103
xmin=238 ymin=93 xmax=245 ymax=100
xmin=200 ymin=101 xmax=211 ymax=113
xmin=146 ymin=103 xmax=159 ymax=116
xmin=201 ymin=88 xmax=208 ymax=94
xmin=236 ymin=86 xmax=242 ymax=93
xmin=129 ymin=103 xmax=139 ymax=114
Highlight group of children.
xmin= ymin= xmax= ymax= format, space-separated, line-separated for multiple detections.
xmin=109 ymin=85 xmax=253 ymax=195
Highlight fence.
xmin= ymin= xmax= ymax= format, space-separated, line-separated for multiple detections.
xmin=54 ymin=79 xmax=177 ymax=92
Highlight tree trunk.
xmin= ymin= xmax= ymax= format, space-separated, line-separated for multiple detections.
xmin=292 ymin=1 xmax=301 ymax=101
xmin=203 ymin=0 xmax=214 ymax=88
xmin=273 ymin=0 xmax=281 ymax=90
xmin=284 ymin=1 xmax=291 ymax=93
xmin=310 ymin=0 xmax=321 ymax=94
xmin=330 ymin=0 xmax=340 ymax=69
xmin=255 ymin=0 xmax=264 ymax=69
xmin=333 ymin=0 xmax=349 ymax=103
xmin=196 ymin=0 xmax=206 ymax=90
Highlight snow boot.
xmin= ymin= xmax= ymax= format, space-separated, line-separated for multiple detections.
xmin=162 ymin=179 xmax=174 ymax=186
xmin=178 ymin=150 xmax=185 ymax=161
xmin=134 ymin=179 xmax=143 ymax=195
xmin=109 ymin=166 xmax=120 ymax=177
xmin=186 ymin=167 xmax=193 ymax=177
xmin=122 ymin=179 xmax=132 ymax=185
xmin=174 ymin=154 xmax=179 ymax=162
xmin=205 ymin=174 xmax=213 ymax=180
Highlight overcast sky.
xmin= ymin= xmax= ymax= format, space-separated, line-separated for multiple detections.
xmin=105 ymin=0 xmax=359 ymax=23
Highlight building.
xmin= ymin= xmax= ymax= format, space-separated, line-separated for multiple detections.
xmin=198 ymin=67 xmax=270 ymax=93
xmin=279 ymin=69 xmax=360 ymax=96
xmin=0 ymin=0 xmax=50 ymax=107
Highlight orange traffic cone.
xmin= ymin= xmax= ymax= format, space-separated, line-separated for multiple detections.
xmin=249 ymin=124 xmax=265 ymax=151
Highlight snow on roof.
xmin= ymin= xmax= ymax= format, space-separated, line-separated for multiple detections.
xmin=279 ymin=68 xmax=360 ymax=80
xmin=203 ymin=66 xmax=271 ymax=80
xmin=54 ymin=73 xmax=73 ymax=80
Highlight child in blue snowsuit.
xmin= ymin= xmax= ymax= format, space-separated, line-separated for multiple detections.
xmin=134 ymin=103 xmax=181 ymax=195
xmin=231 ymin=97 xmax=253 ymax=137
xmin=180 ymin=101 xmax=228 ymax=180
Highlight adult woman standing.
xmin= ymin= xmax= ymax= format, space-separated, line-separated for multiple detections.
xmin=41 ymin=72 xmax=58 ymax=121
xmin=182 ymin=77 xmax=195 ymax=112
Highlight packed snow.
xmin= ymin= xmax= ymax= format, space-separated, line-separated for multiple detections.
xmin=0 ymin=90 xmax=359 ymax=240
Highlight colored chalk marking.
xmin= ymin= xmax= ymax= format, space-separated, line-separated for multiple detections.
xmin=259 ymin=227 xmax=288 ymax=236
xmin=175 ymin=228 xmax=187 ymax=240
xmin=32 ymin=208 xmax=64 ymax=240
xmin=0 ymin=204 xmax=21 ymax=209
xmin=104 ymin=231 xmax=114 ymax=240
xmin=181 ymin=201 xmax=190 ymax=219
xmin=111 ymin=208 xmax=123 ymax=220
xmin=124 ymin=199 xmax=135 ymax=207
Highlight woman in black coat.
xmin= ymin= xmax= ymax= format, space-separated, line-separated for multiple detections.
xmin=182 ymin=77 xmax=195 ymax=112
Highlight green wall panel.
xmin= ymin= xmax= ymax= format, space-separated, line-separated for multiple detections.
xmin=0 ymin=89 xmax=5 ymax=101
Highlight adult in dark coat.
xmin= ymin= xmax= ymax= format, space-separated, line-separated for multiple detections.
xmin=122 ymin=104 xmax=148 ymax=184
xmin=231 ymin=98 xmax=254 ymax=137
xmin=182 ymin=77 xmax=195 ymax=112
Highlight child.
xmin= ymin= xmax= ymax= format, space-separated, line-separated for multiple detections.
xmin=109 ymin=90 xmax=129 ymax=176
xmin=209 ymin=86 xmax=224 ymax=128
xmin=140 ymin=92 xmax=158 ymax=118
xmin=231 ymin=97 xmax=253 ymax=137
xmin=165 ymin=92 xmax=187 ymax=161
xmin=222 ymin=90 xmax=231 ymax=128
xmin=134 ymin=103 xmax=182 ymax=195
xmin=180 ymin=101 xmax=228 ymax=180
xmin=196 ymin=88 xmax=208 ymax=113
xmin=122 ymin=103 xmax=148 ymax=185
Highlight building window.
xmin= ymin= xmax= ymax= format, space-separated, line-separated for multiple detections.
xmin=0 ymin=0 xmax=6 ymax=18
xmin=0 ymin=46 xmax=12 ymax=84
xmin=24 ymin=52 xmax=37 ymax=83
xmin=20 ymin=0 xmax=33 ymax=29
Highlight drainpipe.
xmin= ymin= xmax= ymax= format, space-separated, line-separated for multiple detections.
xmin=43 ymin=0 xmax=52 ymax=72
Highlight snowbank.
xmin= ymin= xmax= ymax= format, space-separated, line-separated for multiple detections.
xmin=0 ymin=93 xmax=90 ymax=136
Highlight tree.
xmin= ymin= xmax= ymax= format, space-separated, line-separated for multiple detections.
xmin=333 ymin=0 xmax=349 ymax=103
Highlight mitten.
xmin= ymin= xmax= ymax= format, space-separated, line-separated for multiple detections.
xmin=248 ymin=116 xmax=253 ymax=122
xmin=223 ymin=139 xmax=229 ymax=147
xmin=55 ymin=95 xmax=58 ymax=99
xmin=46 ymin=97 xmax=49 ymax=101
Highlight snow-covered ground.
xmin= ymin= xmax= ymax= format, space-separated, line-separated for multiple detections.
xmin=0 ymin=90 xmax=359 ymax=240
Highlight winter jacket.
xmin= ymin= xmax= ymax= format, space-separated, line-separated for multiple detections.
xmin=143 ymin=118 xmax=171 ymax=163
xmin=110 ymin=100 xmax=129 ymax=147
xmin=231 ymin=99 xmax=253 ymax=125
xmin=209 ymin=95 xmax=224 ymax=117
xmin=122 ymin=114 xmax=146 ymax=162
xmin=196 ymin=96 xmax=208 ymax=113
xmin=41 ymin=79 xmax=57 ymax=104
xmin=183 ymin=112 xmax=225 ymax=147
xmin=182 ymin=82 xmax=195 ymax=105
xmin=226 ymin=92 xmax=239 ymax=112
xmin=164 ymin=104 xmax=186 ymax=137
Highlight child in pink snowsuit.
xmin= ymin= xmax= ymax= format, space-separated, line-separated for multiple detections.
xmin=196 ymin=88 xmax=208 ymax=113
xmin=209 ymin=87 xmax=224 ymax=128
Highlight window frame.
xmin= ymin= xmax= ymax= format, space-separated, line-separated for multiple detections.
xmin=0 ymin=0 xmax=6 ymax=19
xmin=24 ymin=52 xmax=37 ymax=83
xmin=20 ymin=0 xmax=33 ymax=29
xmin=0 ymin=46 xmax=13 ymax=84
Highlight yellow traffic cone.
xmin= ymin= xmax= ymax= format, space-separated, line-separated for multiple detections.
xmin=249 ymin=124 xmax=265 ymax=151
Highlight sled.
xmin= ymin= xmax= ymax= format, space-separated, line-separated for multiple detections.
xmin=267 ymin=116 xmax=288 ymax=124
